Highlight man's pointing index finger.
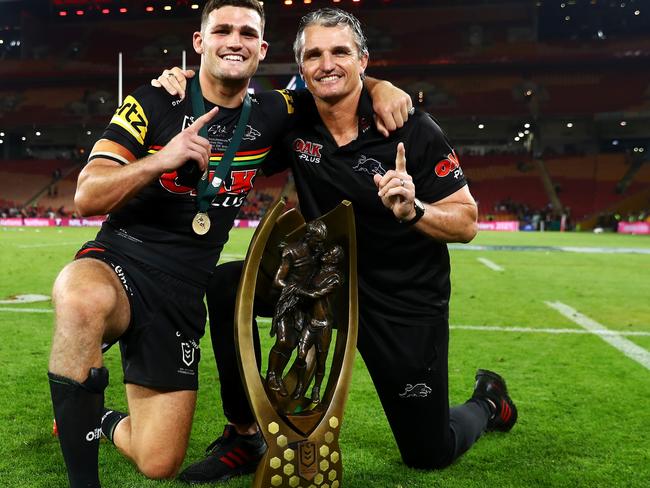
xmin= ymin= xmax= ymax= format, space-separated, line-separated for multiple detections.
xmin=395 ymin=142 xmax=406 ymax=172
xmin=187 ymin=106 xmax=220 ymax=133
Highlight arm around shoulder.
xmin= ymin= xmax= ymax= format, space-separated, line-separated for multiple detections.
xmin=364 ymin=76 xmax=413 ymax=136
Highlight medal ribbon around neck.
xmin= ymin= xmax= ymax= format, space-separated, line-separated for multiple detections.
xmin=190 ymin=74 xmax=252 ymax=215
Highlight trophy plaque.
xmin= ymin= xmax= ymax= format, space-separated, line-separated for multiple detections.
xmin=235 ymin=199 xmax=358 ymax=488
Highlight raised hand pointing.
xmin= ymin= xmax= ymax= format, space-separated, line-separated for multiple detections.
xmin=373 ymin=142 xmax=417 ymax=222
xmin=157 ymin=105 xmax=219 ymax=174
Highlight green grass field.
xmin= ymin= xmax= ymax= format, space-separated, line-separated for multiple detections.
xmin=1 ymin=226 xmax=649 ymax=487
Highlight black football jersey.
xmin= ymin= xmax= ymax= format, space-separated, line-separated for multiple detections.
xmin=263 ymin=89 xmax=468 ymax=325
xmin=92 ymin=85 xmax=303 ymax=286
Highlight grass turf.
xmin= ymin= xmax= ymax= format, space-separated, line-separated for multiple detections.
xmin=0 ymin=226 xmax=649 ymax=487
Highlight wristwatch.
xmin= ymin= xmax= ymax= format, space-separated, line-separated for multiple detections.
xmin=400 ymin=198 xmax=425 ymax=226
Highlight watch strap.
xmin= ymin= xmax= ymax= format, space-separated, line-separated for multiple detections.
xmin=400 ymin=198 xmax=425 ymax=226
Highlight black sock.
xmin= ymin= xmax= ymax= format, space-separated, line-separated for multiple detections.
xmin=49 ymin=367 xmax=109 ymax=488
xmin=100 ymin=408 xmax=127 ymax=444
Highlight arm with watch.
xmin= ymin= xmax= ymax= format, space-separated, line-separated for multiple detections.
xmin=373 ymin=142 xmax=478 ymax=243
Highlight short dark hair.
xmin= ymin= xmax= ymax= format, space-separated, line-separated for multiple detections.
xmin=201 ymin=0 xmax=266 ymax=35
xmin=293 ymin=8 xmax=368 ymax=65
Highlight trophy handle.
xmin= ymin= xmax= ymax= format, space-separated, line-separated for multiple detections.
xmin=236 ymin=199 xmax=290 ymax=423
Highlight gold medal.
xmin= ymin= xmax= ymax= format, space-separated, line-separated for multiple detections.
xmin=192 ymin=212 xmax=211 ymax=235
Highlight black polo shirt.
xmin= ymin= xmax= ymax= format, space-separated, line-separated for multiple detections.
xmin=263 ymin=88 xmax=468 ymax=326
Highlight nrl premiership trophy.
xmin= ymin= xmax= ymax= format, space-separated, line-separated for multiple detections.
xmin=235 ymin=200 xmax=358 ymax=488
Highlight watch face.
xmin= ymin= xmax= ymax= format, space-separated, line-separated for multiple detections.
xmin=414 ymin=198 xmax=425 ymax=212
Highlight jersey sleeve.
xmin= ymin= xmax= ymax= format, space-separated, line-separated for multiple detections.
xmin=261 ymin=142 xmax=292 ymax=176
xmin=256 ymin=88 xmax=315 ymax=134
xmin=257 ymin=89 xmax=315 ymax=176
xmin=286 ymin=88 xmax=316 ymax=116
xmin=407 ymin=113 xmax=467 ymax=204
xmin=99 ymin=85 xmax=166 ymax=160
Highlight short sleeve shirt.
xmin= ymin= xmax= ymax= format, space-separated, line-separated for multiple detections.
xmin=263 ymin=89 xmax=467 ymax=325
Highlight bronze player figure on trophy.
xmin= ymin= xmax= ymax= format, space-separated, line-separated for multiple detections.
xmin=266 ymin=221 xmax=327 ymax=396
xmin=235 ymin=200 xmax=358 ymax=488
xmin=290 ymin=245 xmax=345 ymax=403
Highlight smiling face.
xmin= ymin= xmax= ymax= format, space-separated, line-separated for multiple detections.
xmin=193 ymin=5 xmax=268 ymax=84
xmin=299 ymin=24 xmax=368 ymax=104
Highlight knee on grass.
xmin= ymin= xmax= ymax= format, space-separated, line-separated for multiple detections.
xmin=401 ymin=448 xmax=454 ymax=471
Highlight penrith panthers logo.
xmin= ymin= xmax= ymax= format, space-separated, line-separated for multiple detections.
xmin=352 ymin=155 xmax=386 ymax=176
xmin=206 ymin=124 xmax=261 ymax=142
xmin=399 ymin=383 xmax=432 ymax=398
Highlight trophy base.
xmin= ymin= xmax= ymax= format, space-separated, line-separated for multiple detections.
xmin=253 ymin=415 xmax=342 ymax=488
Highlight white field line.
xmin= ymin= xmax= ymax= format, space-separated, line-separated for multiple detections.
xmin=4 ymin=307 xmax=648 ymax=340
xmin=559 ymin=246 xmax=650 ymax=254
xmin=450 ymin=324 xmax=650 ymax=337
xmin=0 ymin=294 xmax=50 ymax=304
xmin=546 ymin=301 xmax=650 ymax=371
xmin=0 ymin=307 xmax=53 ymax=313
xmin=477 ymin=257 xmax=504 ymax=271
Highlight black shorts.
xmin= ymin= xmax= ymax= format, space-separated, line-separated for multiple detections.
xmin=76 ymin=241 xmax=206 ymax=391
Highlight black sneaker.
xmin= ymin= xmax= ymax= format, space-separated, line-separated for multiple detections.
xmin=472 ymin=369 xmax=518 ymax=432
xmin=178 ymin=425 xmax=266 ymax=484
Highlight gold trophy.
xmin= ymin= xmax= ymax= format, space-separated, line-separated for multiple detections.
xmin=235 ymin=199 xmax=358 ymax=488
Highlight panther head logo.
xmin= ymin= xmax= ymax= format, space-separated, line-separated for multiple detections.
xmin=352 ymin=155 xmax=386 ymax=176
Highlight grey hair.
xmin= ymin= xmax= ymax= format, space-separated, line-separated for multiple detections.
xmin=293 ymin=8 xmax=369 ymax=66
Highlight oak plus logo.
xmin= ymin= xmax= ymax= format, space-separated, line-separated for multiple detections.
xmin=160 ymin=168 xmax=258 ymax=207
xmin=293 ymin=138 xmax=323 ymax=164
xmin=434 ymin=150 xmax=464 ymax=180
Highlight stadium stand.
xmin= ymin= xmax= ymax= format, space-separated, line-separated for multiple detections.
xmin=1 ymin=0 xmax=649 ymax=230
xmin=0 ymin=160 xmax=80 ymax=215
xmin=239 ymin=171 xmax=290 ymax=220
xmin=464 ymin=152 xmax=650 ymax=224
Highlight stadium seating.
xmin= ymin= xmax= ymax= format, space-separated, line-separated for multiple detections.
xmin=0 ymin=160 xmax=79 ymax=215
xmin=462 ymin=155 xmax=547 ymax=219
xmin=237 ymin=171 xmax=290 ymax=220
xmin=1 ymin=3 xmax=649 ymax=227
xmin=463 ymin=153 xmax=650 ymax=222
